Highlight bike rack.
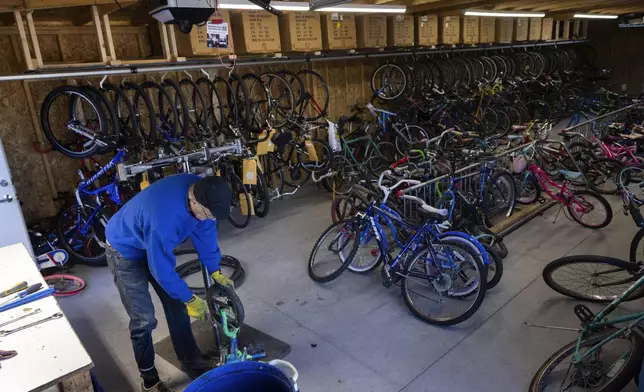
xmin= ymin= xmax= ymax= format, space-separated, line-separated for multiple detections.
xmin=116 ymin=140 xmax=243 ymax=181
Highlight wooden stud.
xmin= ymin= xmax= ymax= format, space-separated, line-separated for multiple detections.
xmin=581 ymin=20 xmax=588 ymax=39
xmin=137 ymin=33 xmax=146 ymax=57
xmin=25 ymin=11 xmax=42 ymax=68
xmin=158 ymin=21 xmax=171 ymax=61
xmin=22 ymin=80 xmax=58 ymax=199
xmin=102 ymin=13 xmax=119 ymax=64
xmin=56 ymin=34 xmax=66 ymax=61
xmin=563 ymin=20 xmax=571 ymax=40
xmin=573 ymin=20 xmax=581 ymax=38
xmin=167 ymin=24 xmax=179 ymax=60
xmin=91 ymin=5 xmax=108 ymax=63
xmin=13 ymin=11 xmax=33 ymax=70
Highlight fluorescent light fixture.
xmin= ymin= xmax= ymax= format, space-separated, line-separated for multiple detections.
xmin=315 ymin=4 xmax=406 ymax=13
xmin=464 ymin=10 xmax=545 ymax=18
xmin=574 ymin=13 xmax=618 ymax=19
xmin=218 ymin=0 xmax=310 ymax=11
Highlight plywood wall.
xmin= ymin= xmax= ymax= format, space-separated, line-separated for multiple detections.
xmin=588 ymin=22 xmax=644 ymax=95
xmin=0 ymin=24 xmax=379 ymax=222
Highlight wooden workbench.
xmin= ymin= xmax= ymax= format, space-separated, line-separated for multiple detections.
xmin=0 ymin=243 xmax=93 ymax=392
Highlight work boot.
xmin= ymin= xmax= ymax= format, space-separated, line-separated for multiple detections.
xmin=141 ymin=380 xmax=175 ymax=392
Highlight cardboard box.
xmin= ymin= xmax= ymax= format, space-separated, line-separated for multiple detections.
xmin=542 ymin=18 xmax=553 ymax=40
xmin=461 ymin=16 xmax=479 ymax=44
xmin=496 ymin=18 xmax=513 ymax=43
xmin=231 ymin=11 xmax=281 ymax=54
xmin=515 ymin=17 xmax=529 ymax=41
xmin=528 ymin=18 xmax=541 ymax=41
xmin=440 ymin=15 xmax=460 ymax=44
xmin=174 ymin=10 xmax=233 ymax=56
xmin=416 ymin=14 xmax=438 ymax=46
xmin=387 ymin=14 xmax=414 ymax=47
xmin=356 ymin=15 xmax=387 ymax=48
xmin=279 ymin=12 xmax=322 ymax=52
xmin=320 ymin=13 xmax=357 ymax=50
xmin=479 ymin=17 xmax=495 ymax=43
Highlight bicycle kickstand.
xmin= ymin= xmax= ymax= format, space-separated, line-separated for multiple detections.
xmin=552 ymin=205 xmax=564 ymax=224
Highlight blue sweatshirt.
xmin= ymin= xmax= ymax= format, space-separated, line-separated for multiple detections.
xmin=106 ymin=174 xmax=221 ymax=302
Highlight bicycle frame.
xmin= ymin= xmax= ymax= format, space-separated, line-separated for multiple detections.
xmin=527 ymin=163 xmax=588 ymax=211
xmin=572 ymin=271 xmax=644 ymax=363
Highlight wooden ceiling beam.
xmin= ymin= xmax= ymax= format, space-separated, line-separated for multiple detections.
xmin=494 ymin=0 xmax=554 ymax=10
xmin=533 ymin=0 xmax=614 ymax=12
xmin=0 ymin=0 xmax=139 ymax=13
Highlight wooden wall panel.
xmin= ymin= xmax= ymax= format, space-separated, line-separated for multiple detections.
xmin=588 ymin=22 xmax=644 ymax=94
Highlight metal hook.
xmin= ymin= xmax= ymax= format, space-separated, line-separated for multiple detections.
xmin=150 ymin=75 xmax=156 ymax=83
xmin=99 ymin=75 xmax=107 ymax=89
xmin=183 ymin=70 xmax=193 ymax=80
xmin=200 ymin=68 xmax=210 ymax=79
xmin=161 ymin=72 xmax=168 ymax=81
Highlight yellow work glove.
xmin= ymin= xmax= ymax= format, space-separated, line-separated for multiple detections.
xmin=185 ymin=294 xmax=207 ymax=320
xmin=211 ymin=270 xmax=234 ymax=289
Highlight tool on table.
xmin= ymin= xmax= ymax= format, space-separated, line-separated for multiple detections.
xmin=0 ymin=287 xmax=55 ymax=314
xmin=0 ymin=283 xmax=42 ymax=306
xmin=0 ymin=349 xmax=17 ymax=360
xmin=0 ymin=308 xmax=41 ymax=329
xmin=0 ymin=312 xmax=63 ymax=337
xmin=0 ymin=281 xmax=27 ymax=298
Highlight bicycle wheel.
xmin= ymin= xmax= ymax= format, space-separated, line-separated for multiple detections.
xmin=162 ymin=78 xmax=191 ymax=137
xmin=179 ymin=78 xmax=208 ymax=139
xmin=260 ymin=72 xmax=295 ymax=128
xmin=142 ymin=81 xmax=180 ymax=142
xmin=41 ymin=85 xmax=109 ymax=158
xmin=227 ymin=169 xmax=252 ymax=229
xmin=543 ymin=255 xmax=644 ymax=302
xmin=206 ymin=281 xmax=245 ymax=329
xmin=394 ymin=124 xmax=429 ymax=156
xmin=481 ymin=243 xmax=503 ymax=289
xmin=349 ymin=223 xmax=383 ymax=274
xmin=297 ymin=69 xmax=329 ymax=121
xmin=567 ymin=190 xmax=612 ymax=229
xmin=308 ymin=219 xmax=360 ymax=283
xmin=368 ymin=141 xmax=398 ymax=175
xmin=102 ymin=83 xmax=140 ymax=145
xmin=122 ymin=82 xmax=157 ymax=144
xmin=175 ymin=250 xmax=246 ymax=294
xmin=251 ymin=170 xmax=270 ymax=218
xmin=55 ymin=200 xmax=110 ymax=266
xmin=242 ymin=73 xmax=270 ymax=132
xmin=371 ymin=64 xmax=406 ymax=100
xmin=400 ymin=239 xmax=487 ymax=326
xmin=484 ymin=171 xmax=517 ymax=227
xmin=299 ymin=138 xmax=333 ymax=174
xmin=514 ymin=173 xmax=541 ymax=205
xmin=529 ymin=331 xmax=643 ymax=392
xmin=587 ymin=158 xmax=624 ymax=195
xmin=260 ymin=153 xmax=285 ymax=198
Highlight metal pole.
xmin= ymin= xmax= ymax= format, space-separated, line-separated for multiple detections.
xmin=0 ymin=40 xmax=588 ymax=83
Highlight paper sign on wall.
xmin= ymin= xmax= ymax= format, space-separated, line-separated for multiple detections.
xmin=207 ymin=20 xmax=229 ymax=48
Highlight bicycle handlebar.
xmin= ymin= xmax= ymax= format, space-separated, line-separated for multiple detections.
xmin=399 ymin=195 xmax=448 ymax=218
xmin=377 ymin=170 xmax=420 ymax=202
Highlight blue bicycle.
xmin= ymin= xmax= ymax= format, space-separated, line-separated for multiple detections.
xmin=308 ymin=170 xmax=487 ymax=326
xmin=55 ymin=148 xmax=127 ymax=266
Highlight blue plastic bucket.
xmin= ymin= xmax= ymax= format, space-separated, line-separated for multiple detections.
xmin=184 ymin=361 xmax=295 ymax=392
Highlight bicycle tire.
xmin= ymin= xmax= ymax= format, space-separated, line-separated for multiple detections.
xmin=242 ymin=73 xmax=270 ymax=133
xmin=141 ymin=81 xmax=180 ymax=141
xmin=41 ymin=85 xmax=108 ymax=158
xmin=80 ymin=84 xmax=119 ymax=155
xmin=300 ymin=138 xmax=332 ymax=174
xmin=179 ymin=78 xmax=209 ymax=139
xmin=371 ymin=63 xmax=406 ymax=100
xmin=122 ymin=82 xmax=157 ymax=144
xmin=394 ymin=124 xmax=428 ymax=156
xmin=260 ymin=72 xmax=295 ymax=129
xmin=227 ymin=169 xmax=252 ymax=229
xmin=276 ymin=70 xmax=305 ymax=108
xmin=400 ymin=239 xmax=487 ymax=326
xmin=102 ymin=83 xmax=140 ymax=145
xmin=567 ymin=190 xmax=612 ymax=229
xmin=481 ymin=243 xmax=503 ymax=289
xmin=514 ymin=173 xmax=541 ymax=205
xmin=483 ymin=171 xmax=516 ymax=227
xmin=296 ymin=69 xmax=330 ymax=121
xmin=55 ymin=200 xmax=110 ymax=266
xmin=630 ymin=227 xmax=644 ymax=263
xmin=251 ymin=170 xmax=271 ymax=218
xmin=587 ymin=158 xmax=624 ymax=195
xmin=162 ymin=78 xmax=191 ymax=137
xmin=195 ymin=77 xmax=224 ymax=137
xmin=543 ymin=255 xmax=644 ymax=302
xmin=175 ymin=250 xmax=246 ymax=293
xmin=206 ymin=280 xmax=245 ymax=329
xmin=529 ymin=331 xmax=643 ymax=392
xmin=308 ymin=219 xmax=360 ymax=283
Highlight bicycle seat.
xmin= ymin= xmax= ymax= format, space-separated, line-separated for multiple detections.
xmin=558 ymin=170 xmax=583 ymax=181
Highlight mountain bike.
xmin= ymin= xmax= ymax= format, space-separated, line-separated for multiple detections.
xmin=56 ymin=148 xmax=127 ymax=266
xmin=308 ymin=170 xmax=487 ymax=325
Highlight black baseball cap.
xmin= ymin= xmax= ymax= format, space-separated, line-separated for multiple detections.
xmin=192 ymin=176 xmax=232 ymax=220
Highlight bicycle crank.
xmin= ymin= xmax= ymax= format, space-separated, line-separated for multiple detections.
xmin=0 ymin=312 xmax=63 ymax=337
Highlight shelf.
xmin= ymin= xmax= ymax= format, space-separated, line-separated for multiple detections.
xmin=0 ymin=39 xmax=589 ymax=83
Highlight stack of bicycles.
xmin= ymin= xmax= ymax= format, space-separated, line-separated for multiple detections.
xmin=39 ymin=68 xmax=336 ymax=266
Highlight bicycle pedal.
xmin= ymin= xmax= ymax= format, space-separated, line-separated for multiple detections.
xmin=380 ymin=266 xmax=393 ymax=288
xmin=538 ymin=197 xmax=547 ymax=204
xmin=574 ymin=304 xmax=596 ymax=324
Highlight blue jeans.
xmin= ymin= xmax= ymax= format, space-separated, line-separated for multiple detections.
xmin=106 ymin=246 xmax=208 ymax=383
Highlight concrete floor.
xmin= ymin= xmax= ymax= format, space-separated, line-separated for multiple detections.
xmin=57 ymin=188 xmax=643 ymax=392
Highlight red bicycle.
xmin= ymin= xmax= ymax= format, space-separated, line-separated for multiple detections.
xmin=513 ymin=140 xmax=613 ymax=229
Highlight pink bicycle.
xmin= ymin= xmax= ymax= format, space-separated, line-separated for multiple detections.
xmin=565 ymin=129 xmax=644 ymax=166
xmin=513 ymin=140 xmax=613 ymax=229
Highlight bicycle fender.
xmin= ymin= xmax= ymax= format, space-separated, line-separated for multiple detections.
xmin=437 ymin=232 xmax=490 ymax=265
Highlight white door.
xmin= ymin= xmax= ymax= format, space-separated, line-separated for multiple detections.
xmin=0 ymin=138 xmax=33 ymax=260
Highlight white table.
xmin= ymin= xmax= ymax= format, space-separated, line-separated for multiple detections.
xmin=0 ymin=243 xmax=93 ymax=392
